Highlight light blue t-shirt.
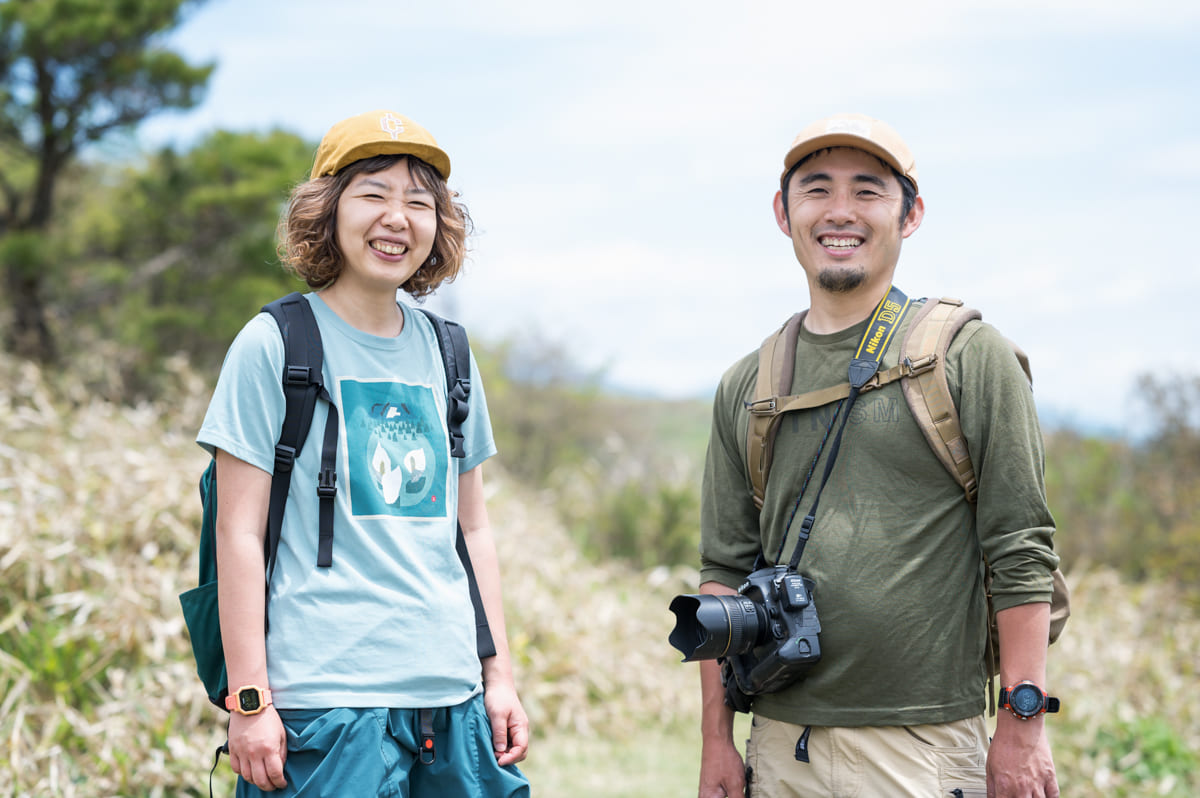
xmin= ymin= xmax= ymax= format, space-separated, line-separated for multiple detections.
xmin=197 ymin=293 xmax=497 ymax=709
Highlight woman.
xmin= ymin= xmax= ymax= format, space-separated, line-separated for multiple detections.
xmin=198 ymin=110 xmax=530 ymax=796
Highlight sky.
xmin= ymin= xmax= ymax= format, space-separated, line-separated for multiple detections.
xmin=139 ymin=0 xmax=1200 ymax=436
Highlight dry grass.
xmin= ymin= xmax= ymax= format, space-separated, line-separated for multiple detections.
xmin=1 ymin=352 xmax=1197 ymax=797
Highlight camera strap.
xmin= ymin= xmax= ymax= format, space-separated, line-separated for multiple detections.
xmin=778 ymin=286 xmax=913 ymax=569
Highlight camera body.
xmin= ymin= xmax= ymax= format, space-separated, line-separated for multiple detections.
xmin=668 ymin=564 xmax=822 ymax=712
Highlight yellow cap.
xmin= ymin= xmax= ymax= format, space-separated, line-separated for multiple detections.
xmin=310 ymin=110 xmax=451 ymax=180
xmin=782 ymin=113 xmax=917 ymax=193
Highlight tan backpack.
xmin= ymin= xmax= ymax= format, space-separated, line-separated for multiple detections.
xmin=744 ymin=297 xmax=1069 ymax=712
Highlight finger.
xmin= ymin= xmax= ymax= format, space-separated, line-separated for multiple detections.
xmin=243 ymin=760 xmax=260 ymax=790
xmin=268 ymin=731 xmax=289 ymax=787
xmin=266 ymin=754 xmax=288 ymax=789
xmin=491 ymin=712 xmax=510 ymax=755
xmin=505 ymin=719 xmax=530 ymax=763
xmin=247 ymin=759 xmax=274 ymax=792
xmin=497 ymin=743 xmax=526 ymax=767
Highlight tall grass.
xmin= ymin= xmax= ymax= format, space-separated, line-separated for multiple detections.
xmin=1 ymin=353 xmax=218 ymax=795
xmin=2 ymin=352 xmax=1197 ymax=796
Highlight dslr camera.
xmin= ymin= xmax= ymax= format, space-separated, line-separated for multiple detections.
xmin=668 ymin=564 xmax=821 ymax=712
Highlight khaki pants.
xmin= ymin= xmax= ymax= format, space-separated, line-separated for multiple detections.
xmin=744 ymin=714 xmax=988 ymax=798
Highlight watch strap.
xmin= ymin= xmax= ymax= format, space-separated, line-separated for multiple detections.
xmin=999 ymin=681 xmax=1060 ymax=718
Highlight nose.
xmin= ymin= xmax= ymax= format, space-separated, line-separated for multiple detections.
xmin=823 ymin=189 xmax=857 ymax=225
xmin=381 ymin=201 xmax=410 ymax=230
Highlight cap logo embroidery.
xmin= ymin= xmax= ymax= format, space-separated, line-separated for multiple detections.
xmin=379 ymin=112 xmax=406 ymax=140
xmin=825 ymin=119 xmax=872 ymax=137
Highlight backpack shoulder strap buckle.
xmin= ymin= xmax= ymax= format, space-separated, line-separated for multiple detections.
xmin=901 ymin=353 xmax=938 ymax=377
xmin=316 ymin=466 xmax=337 ymax=499
xmin=284 ymin=364 xmax=313 ymax=386
xmin=744 ymin=397 xmax=778 ymax=416
xmin=274 ymin=443 xmax=297 ymax=473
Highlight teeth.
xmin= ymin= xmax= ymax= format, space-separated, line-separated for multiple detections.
xmin=820 ymin=237 xmax=861 ymax=250
xmin=372 ymin=241 xmax=407 ymax=255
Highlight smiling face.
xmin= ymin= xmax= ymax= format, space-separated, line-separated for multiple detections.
xmin=773 ymin=147 xmax=923 ymax=296
xmin=333 ymin=157 xmax=438 ymax=296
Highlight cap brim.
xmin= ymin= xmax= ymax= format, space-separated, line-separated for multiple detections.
xmin=320 ymin=141 xmax=451 ymax=181
xmin=784 ymin=133 xmax=906 ymax=179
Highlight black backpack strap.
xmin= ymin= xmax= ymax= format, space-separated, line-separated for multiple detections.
xmin=417 ymin=307 xmax=496 ymax=659
xmin=261 ymin=293 xmax=336 ymax=572
xmin=315 ymin=401 xmax=338 ymax=567
xmin=419 ymin=308 xmax=471 ymax=457
xmin=455 ymin=517 xmax=497 ymax=659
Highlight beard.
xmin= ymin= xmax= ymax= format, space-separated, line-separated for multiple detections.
xmin=816 ymin=265 xmax=867 ymax=294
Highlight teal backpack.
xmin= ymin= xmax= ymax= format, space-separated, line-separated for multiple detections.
xmin=178 ymin=292 xmax=495 ymax=710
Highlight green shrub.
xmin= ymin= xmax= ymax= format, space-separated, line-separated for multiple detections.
xmin=1091 ymin=717 xmax=1198 ymax=796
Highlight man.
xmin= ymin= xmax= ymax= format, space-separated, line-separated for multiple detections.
xmin=696 ymin=114 xmax=1060 ymax=797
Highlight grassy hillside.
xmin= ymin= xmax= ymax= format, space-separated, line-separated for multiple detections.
xmin=1 ymin=353 xmax=1197 ymax=796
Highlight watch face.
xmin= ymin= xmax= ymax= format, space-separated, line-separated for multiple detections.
xmin=1010 ymin=684 xmax=1043 ymax=716
xmin=238 ymin=689 xmax=262 ymax=713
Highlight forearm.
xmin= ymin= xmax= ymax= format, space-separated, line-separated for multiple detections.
xmin=995 ymin=601 xmax=1050 ymax=687
xmin=993 ymin=601 xmax=1052 ymax=740
xmin=214 ymin=449 xmax=272 ymax=689
xmin=988 ymin=602 xmax=1058 ymax=796
xmin=463 ymin=521 xmax=516 ymax=686
xmin=695 ymin=582 xmax=746 ymax=797
xmin=457 ymin=465 xmax=516 ymax=686
xmin=457 ymin=465 xmax=529 ymax=764
xmin=699 ymin=582 xmax=737 ymax=742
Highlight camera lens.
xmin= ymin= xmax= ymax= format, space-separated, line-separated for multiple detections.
xmin=668 ymin=594 xmax=766 ymax=661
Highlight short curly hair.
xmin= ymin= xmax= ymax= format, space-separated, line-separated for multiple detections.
xmin=279 ymin=154 xmax=472 ymax=298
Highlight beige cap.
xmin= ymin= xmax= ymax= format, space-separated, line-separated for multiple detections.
xmin=310 ymin=110 xmax=451 ymax=180
xmin=782 ymin=113 xmax=918 ymax=192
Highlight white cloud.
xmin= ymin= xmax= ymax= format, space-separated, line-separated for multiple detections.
xmin=1132 ymin=139 xmax=1200 ymax=179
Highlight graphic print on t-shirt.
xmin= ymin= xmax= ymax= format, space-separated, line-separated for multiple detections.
xmin=340 ymin=378 xmax=448 ymax=519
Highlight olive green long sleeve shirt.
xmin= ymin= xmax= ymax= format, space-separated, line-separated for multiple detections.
xmin=699 ymin=308 xmax=1058 ymax=726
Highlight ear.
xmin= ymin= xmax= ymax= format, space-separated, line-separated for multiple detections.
xmin=901 ymin=196 xmax=925 ymax=239
xmin=773 ymin=190 xmax=791 ymax=236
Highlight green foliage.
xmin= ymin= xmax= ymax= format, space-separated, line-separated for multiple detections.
xmin=0 ymin=0 xmax=212 ymax=167
xmin=1091 ymin=717 xmax=1199 ymax=796
xmin=475 ymin=336 xmax=611 ymax=483
xmin=2 ymin=612 xmax=111 ymax=710
xmin=477 ymin=335 xmax=708 ymax=568
xmin=565 ymin=479 xmax=700 ymax=569
xmin=0 ymin=0 xmax=214 ymax=361
xmin=1046 ymin=375 xmax=1200 ymax=600
xmin=52 ymin=128 xmax=314 ymax=394
xmin=0 ymin=229 xmax=47 ymax=277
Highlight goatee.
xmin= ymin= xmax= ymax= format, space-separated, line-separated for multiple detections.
xmin=817 ymin=267 xmax=867 ymax=294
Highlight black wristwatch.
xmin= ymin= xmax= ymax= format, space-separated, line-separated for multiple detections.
xmin=999 ymin=680 xmax=1060 ymax=720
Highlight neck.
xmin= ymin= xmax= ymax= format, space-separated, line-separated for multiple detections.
xmin=319 ymin=281 xmax=404 ymax=337
xmin=802 ymin=276 xmax=895 ymax=335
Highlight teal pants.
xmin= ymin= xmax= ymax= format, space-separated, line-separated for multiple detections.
xmin=237 ymin=694 xmax=530 ymax=798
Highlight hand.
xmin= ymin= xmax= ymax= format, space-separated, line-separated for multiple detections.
xmin=228 ymin=707 xmax=288 ymax=791
xmin=699 ymin=736 xmax=745 ymax=798
xmin=986 ymin=715 xmax=1058 ymax=798
xmin=483 ymin=682 xmax=530 ymax=766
